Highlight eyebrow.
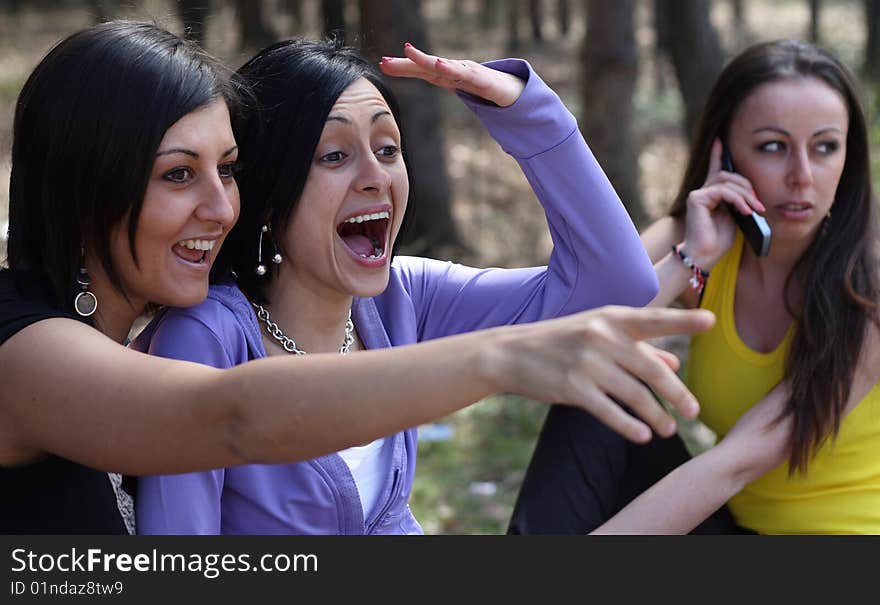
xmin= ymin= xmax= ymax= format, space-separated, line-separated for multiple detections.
xmin=155 ymin=145 xmax=238 ymax=158
xmin=326 ymin=110 xmax=393 ymax=125
xmin=752 ymin=126 xmax=843 ymax=137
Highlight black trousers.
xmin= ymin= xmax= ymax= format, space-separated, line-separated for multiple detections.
xmin=508 ymin=405 xmax=749 ymax=534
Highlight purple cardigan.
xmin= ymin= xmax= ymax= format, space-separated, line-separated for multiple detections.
xmin=133 ymin=59 xmax=657 ymax=535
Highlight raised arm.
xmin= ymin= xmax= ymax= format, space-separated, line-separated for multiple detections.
xmin=0 ymin=306 xmax=714 ymax=475
xmin=592 ymin=321 xmax=880 ymax=534
xmin=381 ymin=45 xmax=658 ymax=315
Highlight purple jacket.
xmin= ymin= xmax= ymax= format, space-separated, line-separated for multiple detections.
xmin=133 ymin=59 xmax=657 ymax=535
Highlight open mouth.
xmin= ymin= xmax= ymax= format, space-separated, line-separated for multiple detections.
xmin=173 ymin=238 xmax=215 ymax=264
xmin=337 ymin=210 xmax=390 ymax=260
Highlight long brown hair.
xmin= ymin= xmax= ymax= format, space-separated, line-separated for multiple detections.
xmin=669 ymin=40 xmax=880 ymax=474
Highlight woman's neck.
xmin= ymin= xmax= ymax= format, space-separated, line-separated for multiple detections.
xmin=261 ymin=271 xmax=354 ymax=355
xmin=740 ymin=233 xmax=813 ymax=291
xmin=86 ymin=260 xmax=143 ymax=344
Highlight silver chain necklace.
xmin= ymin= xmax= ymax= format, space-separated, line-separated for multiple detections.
xmin=251 ymin=302 xmax=354 ymax=355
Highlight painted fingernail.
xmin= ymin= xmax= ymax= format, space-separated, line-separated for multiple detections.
xmin=404 ymin=42 xmax=413 ymax=48
xmin=380 ymin=56 xmax=393 ymax=64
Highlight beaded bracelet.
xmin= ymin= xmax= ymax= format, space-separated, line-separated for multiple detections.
xmin=672 ymin=243 xmax=709 ymax=294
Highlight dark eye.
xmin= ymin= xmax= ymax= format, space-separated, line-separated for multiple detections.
xmin=758 ymin=141 xmax=784 ymax=153
xmin=218 ymin=161 xmax=239 ymax=179
xmin=321 ymin=151 xmax=346 ymax=163
xmin=377 ymin=145 xmax=400 ymax=159
xmin=164 ymin=167 xmax=193 ymax=183
xmin=816 ymin=140 xmax=840 ymax=154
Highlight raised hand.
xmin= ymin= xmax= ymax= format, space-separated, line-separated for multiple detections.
xmin=378 ymin=42 xmax=525 ymax=107
xmin=683 ymin=139 xmax=766 ymax=268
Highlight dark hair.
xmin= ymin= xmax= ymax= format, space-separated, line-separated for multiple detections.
xmin=213 ymin=38 xmax=413 ymax=304
xmin=669 ymin=39 xmax=880 ymax=473
xmin=7 ymin=20 xmax=242 ymax=312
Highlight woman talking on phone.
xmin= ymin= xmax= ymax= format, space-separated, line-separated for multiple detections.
xmin=510 ymin=39 xmax=880 ymax=534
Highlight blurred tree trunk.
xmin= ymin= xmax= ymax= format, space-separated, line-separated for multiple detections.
xmin=86 ymin=0 xmax=112 ymax=22
xmin=652 ymin=0 xmax=670 ymax=95
xmin=809 ymin=0 xmax=821 ymax=43
xmin=528 ymin=0 xmax=543 ymax=42
xmin=864 ymin=0 xmax=880 ymax=80
xmin=283 ymin=0 xmax=303 ymax=22
xmin=178 ymin=0 xmax=211 ymax=47
xmin=729 ymin=0 xmax=747 ymax=45
xmin=322 ymin=0 xmax=347 ymax=41
xmin=557 ymin=0 xmax=570 ymax=36
xmin=451 ymin=0 xmax=463 ymax=20
xmin=581 ymin=0 xmax=647 ymax=227
xmin=359 ymin=0 xmax=461 ymax=255
xmin=235 ymin=0 xmax=276 ymax=49
xmin=481 ymin=0 xmax=499 ymax=29
xmin=507 ymin=0 xmax=522 ymax=53
xmin=656 ymin=0 xmax=724 ymax=139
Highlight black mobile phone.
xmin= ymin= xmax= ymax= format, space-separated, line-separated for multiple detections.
xmin=721 ymin=144 xmax=771 ymax=257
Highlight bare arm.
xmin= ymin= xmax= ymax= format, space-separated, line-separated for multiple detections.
xmin=0 ymin=306 xmax=715 ymax=475
xmin=639 ymin=216 xmax=702 ymax=309
xmin=593 ymin=321 xmax=880 ymax=535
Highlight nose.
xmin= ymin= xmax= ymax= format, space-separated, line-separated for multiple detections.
xmin=785 ymin=146 xmax=813 ymax=189
xmin=354 ymin=150 xmax=392 ymax=196
xmin=196 ymin=173 xmax=238 ymax=229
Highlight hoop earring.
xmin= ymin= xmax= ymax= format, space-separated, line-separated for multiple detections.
xmin=256 ymin=225 xmax=282 ymax=276
xmin=74 ymin=251 xmax=98 ymax=317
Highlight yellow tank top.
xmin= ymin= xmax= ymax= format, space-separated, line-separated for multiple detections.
xmin=686 ymin=230 xmax=880 ymax=534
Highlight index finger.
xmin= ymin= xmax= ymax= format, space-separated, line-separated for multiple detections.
xmin=608 ymin=307 xmax=716 ymax=341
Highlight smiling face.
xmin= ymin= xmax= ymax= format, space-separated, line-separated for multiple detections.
xmin=726 ymin=77 xmax=849 ymax=246
xmin=280 ymin=77 xmax=408 ymax=299
xmin=105 ymin=99 xmax=240 ymax=310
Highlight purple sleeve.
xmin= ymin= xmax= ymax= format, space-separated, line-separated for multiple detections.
xmin=134 ymin=311 xmax=228 ymax=535
xmin=402 ymin=60 xmax=657 ymax=340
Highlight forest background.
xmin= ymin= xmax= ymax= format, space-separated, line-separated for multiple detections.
xmin=1 ymin=0 xmax=878 ymax=533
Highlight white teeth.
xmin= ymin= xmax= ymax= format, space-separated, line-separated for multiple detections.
xmin=345 ymin=210 xmax=390 ymax=224
xmin=177 ymin=239 xmax=216 ymax=251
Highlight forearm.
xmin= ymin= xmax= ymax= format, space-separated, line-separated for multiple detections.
xmin=593 ymin=382 xmax=791 ymax=534
xmin=214 ymin=328 xmax=499 ymax=465
xmin=648 ymin=251 xmax=700 ymax=308
xmin=463 ymin=59 xmax=656 ymax=310
xmin=592 ymin=442 xmax=748 ymax=535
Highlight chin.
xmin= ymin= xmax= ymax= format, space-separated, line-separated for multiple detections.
xmin=347 ymin=273 xmax=391 ymax=298
xmin=163 ymin=287 xmax=209 ymax=309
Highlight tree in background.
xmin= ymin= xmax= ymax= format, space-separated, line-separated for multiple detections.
xmin=234 ymin=0 xmax=276 ymax=49
xmin=581 ymin=0 xmax=647 ymax=227
xmin=655 ymin=0 xmax=724 ymax=139
xmin=322 ymin=0 xmax=347 ymax=42
xmin=359 ymin=0 xmax=461 ymax=255
xmin=864 ymin=0 xmax=880 ymax=81
xmin=809 ymin=0 xmax=821 ymax=44
xmin=557 ymin=0 xmax=570 ymax=37
xmin=178 ymin=0 xmax=211 ymax=47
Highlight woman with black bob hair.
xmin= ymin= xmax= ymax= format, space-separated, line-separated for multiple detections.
xmin=133 ymin=39 xmax=705 ymax=534
xmin=221 ymin=39 xmax=416 ymax=302
xmin=0 ymin=21 xmax=714 ymax=534
xmin=510 ymin=39 xmax=880 ymax=534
